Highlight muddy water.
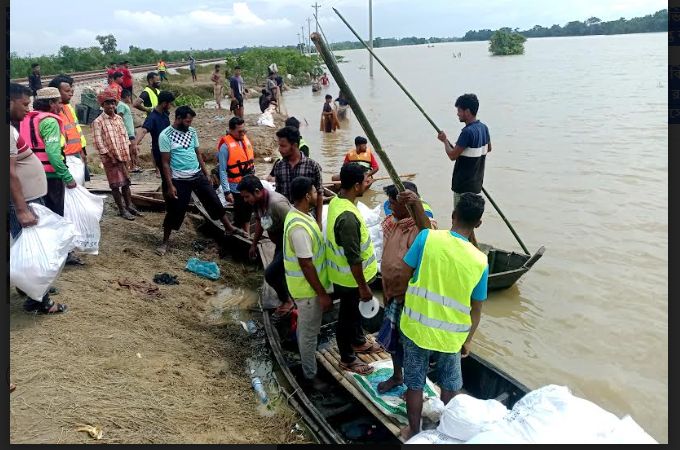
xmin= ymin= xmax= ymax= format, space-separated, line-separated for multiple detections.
xmin=264 ymin=33 xmax=668 ymax=441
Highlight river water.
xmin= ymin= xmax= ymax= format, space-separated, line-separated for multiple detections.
xmin=271 ymin=32 xmax=667 ymax=442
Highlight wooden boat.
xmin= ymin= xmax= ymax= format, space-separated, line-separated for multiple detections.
xmin=257 ymin=240 xmax=531 ymax=443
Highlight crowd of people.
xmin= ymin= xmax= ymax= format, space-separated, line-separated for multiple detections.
xmin=12 ymin=58 xmax=493 ymax=439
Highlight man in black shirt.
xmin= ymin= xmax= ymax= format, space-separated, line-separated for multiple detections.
xmin=134 ymin=91 xmax=175 ymax=184
xmin=28 ymin=64 xmax=42 ymax=97
xmin=133 ymin=72 xmax=162 ymax=117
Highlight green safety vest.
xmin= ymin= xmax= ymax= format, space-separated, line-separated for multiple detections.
xmin=299 ymin=137 xmax=309 ymax=157
xmin=283 ymin=209 xmax=329 ymax=299
xmin=143 ymin=87 xmax=160 ymax=117
xmin=324 ymin=196 xmax=378 ymax=288
xmin=400 ymin=230 xmax=487 ymax=353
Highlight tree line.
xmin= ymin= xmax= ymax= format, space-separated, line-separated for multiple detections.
xmin=461 ymin=9 xmax=667 ymax=41
xmin=10 ymin=9 xmax=667 ymax=78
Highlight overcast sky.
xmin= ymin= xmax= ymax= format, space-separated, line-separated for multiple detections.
xmin=9 ymin=0 xmax=667 ymax=56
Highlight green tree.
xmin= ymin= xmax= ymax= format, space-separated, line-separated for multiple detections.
xmin=95 ymin=34 xmax=118 ymax=54
xmin=489 ymin=29 xmax=527 ymax=56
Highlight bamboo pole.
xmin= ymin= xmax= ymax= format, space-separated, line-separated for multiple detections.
xmin=331 ymin=8 xmax=532 ymax=256
xmin=310 ymin=32 xmax=415 ymax=219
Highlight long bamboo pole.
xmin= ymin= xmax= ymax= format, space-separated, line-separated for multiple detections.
xmin=310 ymin=32 xmax=412 ymax=215
xmin=332 ymin=8 xmax=531 ymax=256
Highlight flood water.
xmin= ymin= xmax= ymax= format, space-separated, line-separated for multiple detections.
xmin=267 ymin=33 xmax=667 ymax=441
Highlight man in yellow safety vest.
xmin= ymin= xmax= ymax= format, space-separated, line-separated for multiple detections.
xmin=283 ymin=176 xmax=332 ymax=390
xmin=399 ymin=192 xmax=489 ymax=440
xmin=133 ymin=72 xmax=162 ymax=117
xmin=324 ymin=163 xmax=381 ymax=375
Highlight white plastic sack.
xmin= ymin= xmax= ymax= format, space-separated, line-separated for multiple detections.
xmin=422 ymin=397 xmax=446 ymax=422
xmin=406 ymin=429 xmax=465 ymax=445
xmin=261 ymin=179 xmax=275 ymax=193
xmin=216 ymin=185 xmax=228 ymax=208
xmin=10 ymin=204 xmax=77 ymax=300
xmin=356 ymin=201 xmax=384 ymax=266
xmin=598 ymin=415 xmax=657 ymax=444
xmin=63 ymin=185 xmax=104 ymax=255
xmin=437 ymin=394 xmax=508 ymax=441
xmin=257 ymin=109 xmax=276 ymax=128
xmin=467 ymin=385 xmax=626 ymax=444
xmin=66 ymin=154 xmax=85 ymax=186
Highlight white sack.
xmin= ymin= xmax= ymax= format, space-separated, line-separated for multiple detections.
xmin=66 ymin=154 xmax=85 ymax=186
xmin=598 ymin=415 xmax=657 ymax=444
xmin=257 ymin=109 xmax=276 ymax=127
xmin=405 ymin=429 xmax=465 ymax=445
xmin=64 ymin=185 xmax=104 ymax=254
xmin=438 ymin=394 xmax=509 ymax=441
xmin=356 ymin=201 xmax=384 ymax=266
xmin=10 ymin=204 xmax=77 ymax=300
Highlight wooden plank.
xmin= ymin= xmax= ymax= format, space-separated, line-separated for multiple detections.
xmin=319 ymin=349 xmax=403 ymax=440
xmin=86 ymin=179 xmax=161 ymax=193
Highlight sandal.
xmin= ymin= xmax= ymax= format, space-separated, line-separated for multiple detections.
xmin=155 ymin=244 xmax=169 ymax=256
xmin=65 ymin=253 xmax=85 ymax=266
xmin=339 ymin=358 xmax=374 ymax=375
xmin=127 ymin=207 xmax=144 ymax=217
xmin=352 ymin=341 xmax=383 ymax=354
xmin=273 ymin=301 xmax=296 ymax=318
xmin=120 ymin=211 xmax=136 ymax=221
xmin=24 ymin=297 xmax=68 ymax=315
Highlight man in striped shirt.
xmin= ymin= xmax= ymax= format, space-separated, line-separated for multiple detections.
xmin=437 ymin=93 xmax=491 ymax=246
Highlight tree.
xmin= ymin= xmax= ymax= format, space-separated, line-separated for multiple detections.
xmin=95 ymin=34 xmax=117 ymax=54
xmin=489 ymin=29 xmax=527 ymax=56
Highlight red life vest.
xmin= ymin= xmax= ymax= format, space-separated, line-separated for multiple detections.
xmin=19 ymin=111 xmax=65 ymax=174
xmin=216 ymin=134 xmax=255 ymax=184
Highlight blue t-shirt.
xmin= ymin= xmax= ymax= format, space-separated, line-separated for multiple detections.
xmin=158 ymin=126 xmax=201 ymax=179
xmin=383 ymin=199 xmax=434 ymax=219
xmin=142 ymin=109 xmax=171 ymax=162
xmin=452 ymin=120 xmax=490 ymax=194
xmin=403 ymin=229 xmax=488 ymax=301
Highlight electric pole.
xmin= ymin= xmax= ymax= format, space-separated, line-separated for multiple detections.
xmin=369 ymin=0 xmax=373 ymax=78
xmin=297 ymin=32 xmax=302 ymax=55
xmin=312 ymin=2 xmax=320 ymax=33
xmin=301 ymin=26 xmax=306 ymax=54
xmin=307 ymin=17 xmax=313 ymax=54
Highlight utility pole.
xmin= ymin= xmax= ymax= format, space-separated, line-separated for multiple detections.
xmin=297 ymin=32 xmax=302 ymax=55
xmin=301 ymin=26 xmax=306 ymax=54
xmin=307 ymin=17 xmax=313 ymax=54
xmin=312 ymin=2 xmax=320 ymax=33
xmin=369 ymin=0 xmax=373 ymax=78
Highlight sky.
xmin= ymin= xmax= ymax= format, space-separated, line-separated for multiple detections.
xmin=9 ymin=0 xmax=667 ymax=56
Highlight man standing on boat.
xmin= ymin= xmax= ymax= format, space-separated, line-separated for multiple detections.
xmin=399 ymin=193 xmax=489 ymax=440
xmin=325 ymin=163 xmax=382 ymax=375
xmin=237 ymin=175 xmax=294 ymax=318
xmin=437 ymin=93 xmax=490 ymax=247
xmin=267 ymin=126 xmax=324 ymax=228
xmin=283 ymin=176 xmax=332 ymax=389
xmin=376 ymin=183 xmax=435 ymax=394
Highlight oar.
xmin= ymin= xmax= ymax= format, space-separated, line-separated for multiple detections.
xmin=310 ymin=31 xmax=414 ymax=219
xmin=333 ymin=8 xmax=531 ymax=255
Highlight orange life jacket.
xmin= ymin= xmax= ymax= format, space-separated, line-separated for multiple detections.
xmin=217 ymin=134 xmax=255 ymax=183
xmin=18 ymin=111 xmax=66 ymax=174
xmin=59 ymin=104 xmax=84 ymax=155
xmin=346 ymin=147 xmax=373 ymax=169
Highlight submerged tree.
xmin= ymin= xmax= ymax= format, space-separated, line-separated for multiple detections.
xmin=489 ymin=28 xmax=527 ymax=56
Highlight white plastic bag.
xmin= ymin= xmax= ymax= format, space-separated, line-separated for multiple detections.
xmin=437 ymin=394 xmax=508 ymax=441
xmin=63 ymin=185 xmax=104 ymax=254
xmin=66 ymin=154 xmax=85 ymax=186
xmin=215 ymin=185 xmax=228 ymax=207
xmin=406 ymin=429 xmax=465 ymax=445
xmin=357 ymin=201 xmax=384 ymax=266
xmin=257 ymin=109 xmax=276 ymax=128
xmin=598 ymin=415 xmax=657 ymax=444
xmin=422 ymin=397 xmax=446 ymax=422
xmin=10 ymin=204 xmax=77 ymax=300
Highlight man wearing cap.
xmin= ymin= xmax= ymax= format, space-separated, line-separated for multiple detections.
xmin=376 ymin=182 xmax=435 ymax=394
xmin=20 ymin=87 xmax=76 ymax=216
xmin=92 ymin=89 xmax=141 ymax=220
xmin=135 ymin=91 xmax=175 ymax=183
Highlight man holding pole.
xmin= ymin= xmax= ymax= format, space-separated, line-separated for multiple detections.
xmin=437 ymin=93 xmax=491 ymax=247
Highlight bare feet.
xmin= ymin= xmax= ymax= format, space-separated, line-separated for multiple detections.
xmin=127 ymin=206 xmax=144 ymax=217
xmin=377 ymin=375 xmax=404 ymax=394
xmin=155 ymin=243 xmax=169 ymax=256
xmin=400 ymin=425 xmax=414 ymax=441
xmin=120 ymin=210 xmax=135 ymax=221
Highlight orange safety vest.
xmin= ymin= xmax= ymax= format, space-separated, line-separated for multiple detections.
xmin=217 ymin=134 xmax=255 ymax=183
xmin=18 ymin=111 xmax=66 ymax=174
xmin=346 ymin=147 xmax=373 ymax=170
xmin=59 ymin=104 xmax=85 ymax=155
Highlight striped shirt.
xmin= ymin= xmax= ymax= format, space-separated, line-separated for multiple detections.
xmin=452 ymin=120 xmax=490 ymax=194
xmin=92 ymin=112 xmax=131 ymax=162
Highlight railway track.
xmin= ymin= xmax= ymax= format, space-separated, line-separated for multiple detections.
xmin=11 ymin=57 xmax=225 ymax=85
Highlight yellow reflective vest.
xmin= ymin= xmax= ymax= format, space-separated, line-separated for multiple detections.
xmin=283 ymin=209 xmax=329 ymax=299
xmin=324 ymin=196 xmax=378 ymax=287
xmin=400 ymin=230 xmax=487 ymax=353
xmin=142 ymin=87 xmax=160 ymax=117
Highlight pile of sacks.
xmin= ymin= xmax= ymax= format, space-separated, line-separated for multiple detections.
xmin=406 ymin=385 xmax=657 ymax=445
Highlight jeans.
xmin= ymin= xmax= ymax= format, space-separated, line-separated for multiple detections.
xmin=334 ymin=284 xmax=367 ymax=363
xmin=296 ymin=297 xmax=323 ymax=379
